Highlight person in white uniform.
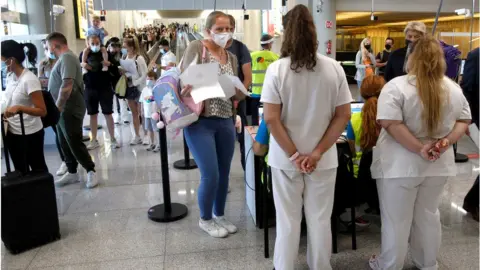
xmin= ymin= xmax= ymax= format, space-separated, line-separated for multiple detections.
xmin=159 ymin=39 xmax=176 ymax=72
xmin=369 ymin=35 xmax=472 ymax=270
xmin=261 ymin=5 xmax=353 ymax=270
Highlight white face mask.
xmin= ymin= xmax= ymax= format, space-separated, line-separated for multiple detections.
xmin=210 ymin=31 xmax=231 ymax=48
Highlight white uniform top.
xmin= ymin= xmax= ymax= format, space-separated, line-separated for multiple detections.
xmin=139 ymin=86 xmax=156 ymax=118
xmin=371 ymin=75 xmax=472 ymax=179
xmin=260 ymin=53 xmax=353 ymax=171
xmin=2 ymin=69 xmax=43 ymax=135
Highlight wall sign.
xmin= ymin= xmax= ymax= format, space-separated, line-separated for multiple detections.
xmin=325 ymin=20 xmax=333 ymax=29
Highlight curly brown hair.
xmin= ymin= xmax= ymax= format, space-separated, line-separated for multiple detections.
xmin=281 ymin=5 xmax=318 ymax=73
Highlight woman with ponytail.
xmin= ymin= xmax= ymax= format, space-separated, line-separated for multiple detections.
xmin=369 ymin=35 xmax=472 ymax=270
xmin=1 ymin=40 xmax=48 ymax=173
xmin=345 ymin=75 xmax=385 ymax=219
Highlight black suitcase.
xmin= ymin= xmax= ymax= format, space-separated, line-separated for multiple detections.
xmin=1 ymin=113 xmax=61 ymax=254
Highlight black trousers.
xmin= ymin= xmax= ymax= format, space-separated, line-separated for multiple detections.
xmin=51 ymin=125 xmax=65 ymax=162
xmin=237 ymin=100 xmax=248 ymax=171
xmin=464 ymin=176 xmax=479 ymax=207
xmin=6 ymin=129 xmax=48 ymax=174
xmin=250 ymin=97 xmax=261 ymax=126
xmin=56 ymin=112 xmax=95 ymax=174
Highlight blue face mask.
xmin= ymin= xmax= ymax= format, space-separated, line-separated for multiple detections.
xmin=160 ymin=48 xmax=165 ymax=54
xmin=1 ymin=61 xmax=7 ymax=73
xmin=48 ymin=51 xmax=56 ymax=60
xmin=90 ymin=45 xmax=100 ymax=53
xmin=146 ymin=80 xmax=154 ymax=88
xmin=121 ymin=48 xmax=128 ymax=55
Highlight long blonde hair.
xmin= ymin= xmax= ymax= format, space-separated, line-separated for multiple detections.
xmin=359 ymin=37 xmax=371 ymax=62
xmin=407 ymin=35 xmax=447 ymax=137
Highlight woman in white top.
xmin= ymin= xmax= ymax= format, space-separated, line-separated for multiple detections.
xmin=369 ymin=36 xmax=471 ymax=270
xmin=1 ymin=40 xmax=47 ymax=173
xmin=261 ymin=5 xmax=353 ymax=270
xmin=121 ymin=35 xmax=148 ymax=145
xmin=355 ymin=37 xmax=378 ymax=100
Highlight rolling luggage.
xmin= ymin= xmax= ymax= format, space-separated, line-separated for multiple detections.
xmin=1 ymin=113 xmax=60 ymax=254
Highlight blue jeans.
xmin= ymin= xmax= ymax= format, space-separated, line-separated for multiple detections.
xmin=184 ymin=117 xmax=236 ymax=220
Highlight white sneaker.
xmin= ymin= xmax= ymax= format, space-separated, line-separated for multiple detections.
xmin=142 ymin=136 xmax=150 ymax=145
xmin=199 ymin=219 xmax=228 ymax=238
xmin=111 ymin=139 xmax=120 ymax=149
xmin=214 ymin=216 xmax=238 ymax=234
xmin=55 ymin=172 xmax=79 ymax=187
xmin=152 ymin=144 xmax=160 ymax=153
xmin=56 ymin=162 xmax=68 ymax=176
xmin=86 ymin=140 xmax=100 ymax=150
xmin=86 ymin=171 xmax=98 ymax=188
xmin=114 ymin=114 xmax=120 ymax=124
xmin=146 ymin=144 xmax=156 ymax=151
xmin=130 ymin=136 xmax=142 ymax=145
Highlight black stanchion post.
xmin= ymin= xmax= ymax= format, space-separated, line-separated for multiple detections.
xmin=148 ymin=119 xmax=188 ymax=222
xmin=454 ymin=142 xmax=469 ymax=163
xmin=173 ymin=131 xmax=197 ymax=170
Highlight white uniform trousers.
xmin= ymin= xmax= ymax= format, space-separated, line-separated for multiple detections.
xmin=376 ymin=176 xmax=448 ymax=270
xmin=271 ymin=168 xmax=337 ymax=270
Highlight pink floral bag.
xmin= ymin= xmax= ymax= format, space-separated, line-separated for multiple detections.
xmin=179 ymin=43 xmax=207 ymax=116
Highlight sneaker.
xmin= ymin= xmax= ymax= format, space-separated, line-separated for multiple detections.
xmin=199 ymin=219 xmax=228 ymax=238
xmin=111 ymin=139 xmax=120 ymax=149
xmin=146 ymin=144 xmax=156 ymax=151
xmin=56 ymin=162 xmax=68 ymax=176
xmin=86 ymin=140 xmax=100 ymax=150
xmin=55 ymin=172 xmax=79 ymax=187
xmin=86 ymin=171 xmax=98 ymax=188
xmin=130 ymin=136 xmax=142 ymax=145
xmin=142 ymin=136 xmax=150 ymax=145
xmin=114 ymin=114 xmax=121 ymax=124
xmin=368 ymin=255 xmax=380 ymax=269
xmin=214 ymin=216 xmax=238 ymax=234
xmin=355 ymin=216 xmax=371 ymax=228
xmin=152 ymin=144 xmax=160 ymax=153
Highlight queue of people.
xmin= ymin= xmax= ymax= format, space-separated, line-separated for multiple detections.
xmin=0 ymin=4 xmax=477 ymax=270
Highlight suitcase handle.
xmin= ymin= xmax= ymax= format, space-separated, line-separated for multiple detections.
xmin=1 ymin=112 xmax=28 ymax=174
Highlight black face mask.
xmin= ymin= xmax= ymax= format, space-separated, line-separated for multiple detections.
xmin=385 ymin=44 xmax=392 ymax=50
xmin=405 ymin=39 xmax=412 ymax=47
xmin=364 ymin=45 xmax=371 ymax=50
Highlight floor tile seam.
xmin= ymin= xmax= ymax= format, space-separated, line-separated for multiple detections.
xmin=61 ymin=190 xmax=83 ymax=216
xmin=64 ymin=206 xmax=155 ymax=216
xmin=163 ymin=244 xmax=263 ymax=256
xmin=23 ymin=246 xmax=41 ymax=270
xmin=27 ymin=253 xmax=167 ymax=269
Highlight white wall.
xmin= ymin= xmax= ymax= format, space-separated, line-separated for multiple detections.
xmin=336 ymin=0 xmax=476 ymax=12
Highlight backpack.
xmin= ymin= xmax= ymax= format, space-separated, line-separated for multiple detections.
xmin=41 ymin=90 xmax=60 ymax=128
xmin=151 ymin=67 xmax=198 ymax=133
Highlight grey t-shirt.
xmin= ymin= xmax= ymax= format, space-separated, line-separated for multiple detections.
xmin=48 ymin=50 xmax=86 ymax=118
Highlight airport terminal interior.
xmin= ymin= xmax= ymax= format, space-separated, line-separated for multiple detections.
xmin=0 ymin=0 xmax=479 ymax=269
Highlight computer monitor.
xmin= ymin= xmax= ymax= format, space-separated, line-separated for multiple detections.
xmin=351 ymin=102 xmax=364 ymax=114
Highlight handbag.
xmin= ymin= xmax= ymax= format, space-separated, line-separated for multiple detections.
xmin=41 ymin=90 xmax=60 ymax=128
xmin=180 ymin=43 xmax=206 ymax=116
xmin=115 ymin=75 xmax=127 ymax=98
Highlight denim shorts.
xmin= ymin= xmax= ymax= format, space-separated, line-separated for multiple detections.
xmin=125 ymin=86 xmax=141 ymax=102
xmin=143 ymin=117 xmax=158 ymax=132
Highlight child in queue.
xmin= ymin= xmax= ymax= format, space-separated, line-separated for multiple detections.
xmin=140 ymin=71 xmax=160 ymax=152
xmin=81 ymin=15 xmax=109 ymax=73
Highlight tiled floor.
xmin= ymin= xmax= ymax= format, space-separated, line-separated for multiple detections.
xmin=2 ymin=113 xmax=479 ymax=270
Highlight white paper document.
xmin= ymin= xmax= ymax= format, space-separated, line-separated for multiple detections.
xmin=179 ymin=62 xmax=251 ymax=104
xmin=120 ymin=59 xmax=138 ymax=77
xmin=227 ymin=75 xmax=251 ymax=96
xmin=468 ymin=123 xmax=479 ymax=151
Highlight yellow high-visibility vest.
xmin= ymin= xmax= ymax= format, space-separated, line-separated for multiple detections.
xmin=250 ymin=50 xmax=279 ymax=97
